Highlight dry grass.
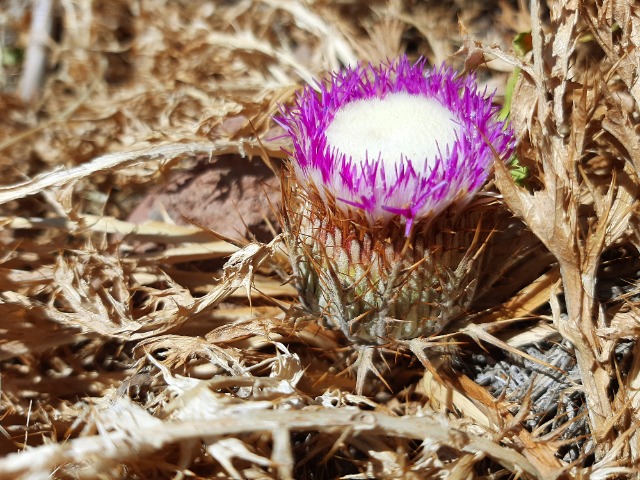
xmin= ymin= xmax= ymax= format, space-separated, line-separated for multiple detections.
xmin=0 ymin=0 xmax=639 ymax=478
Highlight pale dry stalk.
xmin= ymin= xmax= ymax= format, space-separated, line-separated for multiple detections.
xmin=495 ymin=0 xmax=639 ymax=461
xmin=582 ymin=0 xmax=640 ymax=461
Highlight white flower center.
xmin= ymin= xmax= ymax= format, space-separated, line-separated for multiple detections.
xmin=325 ymin=92 xmax=460 ymax=177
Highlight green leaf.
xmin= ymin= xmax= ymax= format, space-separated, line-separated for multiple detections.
xmin=498 ymin=32 xmax=533 ymax=121
xmin=2 ymin=47 xmax=24 ymax=67
xmin=513 ymin=31 xmax=533 ymax=57
xmin=509 ymin=156 xmax=529 ymax=185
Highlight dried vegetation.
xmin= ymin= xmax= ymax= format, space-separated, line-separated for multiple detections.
xmin=0 ymin=0 xmax=639 ymax=478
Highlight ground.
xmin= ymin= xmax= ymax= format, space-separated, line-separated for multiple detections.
xmin=0 ymin=1 xmax=639 ymax=478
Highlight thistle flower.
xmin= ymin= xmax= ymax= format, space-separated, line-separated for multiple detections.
xmin=278 ymin=56 xmax=514 ymax=345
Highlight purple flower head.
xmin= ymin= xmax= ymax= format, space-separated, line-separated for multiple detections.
xmin=277 ymin=56 xmax=515 ymax=235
